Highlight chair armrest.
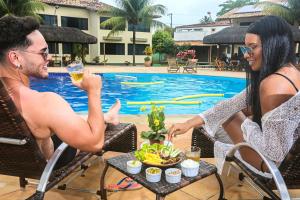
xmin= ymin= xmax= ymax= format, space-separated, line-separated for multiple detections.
xmin=191 ymin=127 xmax=215 ymax=158
xmin=0 ymin=137 xmax=27 ymax=145
xmin=37 ymin=142 xmax=68 ymax=192
xmin=226 ymin=142 xmax=291 ymax=200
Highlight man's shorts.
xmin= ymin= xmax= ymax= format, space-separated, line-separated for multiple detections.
xmin=51 ymin=135 xmax=77 ymax=170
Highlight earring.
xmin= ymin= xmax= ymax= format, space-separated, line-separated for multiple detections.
xmin=16 ymin=64 xmax=22 ymax=69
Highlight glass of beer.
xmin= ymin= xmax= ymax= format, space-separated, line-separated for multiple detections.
xmin=185 ymin=146 xmax=201 ymax=162
xmin=67 ymin=61 xmax=84 ymax=82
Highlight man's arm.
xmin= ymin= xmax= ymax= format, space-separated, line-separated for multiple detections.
xmin=43 ymin=72 xmax=105 ymax=152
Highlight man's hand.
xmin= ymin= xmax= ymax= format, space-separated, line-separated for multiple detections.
xmin=72 ymin=70 xmax=102 ymax=93
xmin=167 ymin=122 xmax=190 ymax=141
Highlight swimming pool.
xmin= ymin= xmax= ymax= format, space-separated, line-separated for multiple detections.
xmin=30 ymin=73 xmax=246 ymax=114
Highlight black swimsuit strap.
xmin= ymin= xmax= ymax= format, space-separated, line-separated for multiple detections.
xmin=273 ymin=72 xmax=299 ymax=92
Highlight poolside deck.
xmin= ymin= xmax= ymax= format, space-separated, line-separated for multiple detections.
xmin=0 ymin=66 xmax=293 ymax=199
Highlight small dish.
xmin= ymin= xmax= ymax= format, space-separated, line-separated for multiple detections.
xmin=180 ymin=159 xmax=200 ymax=177
xmin=165 ymin=168 xmax=181 ymax=183
xmin=146 ymin=167 xmax=162 ymax=182
xmin=127 ymin=160 xmax=142 ymax=174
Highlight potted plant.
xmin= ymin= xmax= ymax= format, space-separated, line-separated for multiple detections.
xmin=144 ymin=46 xmax=152 ymax=67
xmin=92 ymin=56 xmax=100 ymax=64
xmin=140 ymin=105 xmax=167 ymax=144
xmin=144 ymin=56 xmax=151 ymax=67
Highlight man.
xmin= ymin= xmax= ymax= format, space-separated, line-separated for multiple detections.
xmin=0 ymin=15 xmax=120 ymax=168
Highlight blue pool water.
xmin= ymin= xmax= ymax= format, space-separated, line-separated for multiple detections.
xmin=30 ymin=73 xmax=246 ymax=114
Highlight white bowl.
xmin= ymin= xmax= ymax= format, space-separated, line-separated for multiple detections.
xmin=180 ymin=159 xmax=200 ymax=177
xmin=127 ymin=160 xmax=142 ymax=174
xmin=146 ymin=167 xmax=162 ymax=182
xmin=165 ymin=168 xmax=181 ymax=183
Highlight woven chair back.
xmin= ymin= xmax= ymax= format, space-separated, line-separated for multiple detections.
xmin=0 ymin=80 xmax=46 ymax=179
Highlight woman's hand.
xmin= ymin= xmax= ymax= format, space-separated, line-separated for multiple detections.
xmin=168 ymin=115 xmax=205 ymax=141
xmin=167 ymin=122 xmax=191 ymax=141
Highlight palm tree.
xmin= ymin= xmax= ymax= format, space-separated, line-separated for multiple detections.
xmin=199 ymin=16 xmax=214 ymax=24
xmin=217 ymin=0 xmax=258 ymax=16
xmin=0 ymin=0 xmax=45 ymax=19
xmin=257 ymin=0 xmax=300 ymax=26
xmin=98 ymin=0 xmax=166 ymax=66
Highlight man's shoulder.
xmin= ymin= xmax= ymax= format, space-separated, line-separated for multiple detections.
xmin=33 ymin=91 xmax=68 ymax=110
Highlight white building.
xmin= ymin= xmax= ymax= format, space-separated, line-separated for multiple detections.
xmin=174 ymin=21 xmax=230 ymax=63
xmin=40 ymin=0 xmax=153 ymax=65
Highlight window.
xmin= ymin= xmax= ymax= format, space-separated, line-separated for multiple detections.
xmin=61 ymin=16 xmax=88 ymax=30
xmin=193 ymin=28 xmax=203 ymax=32
xmin=48 ymin=42 xmax=59 ymax=54
xmin=100 ymin=17 xmax=112 ymax=30
xmin=40 ymin=14 xmax=57 ymax=26
xmin=128 ymin=23 xmax=150 ymax=32
xmin=128 ymin=44 xmax=148 ymax=55
xmin=62 ymin=43 xmax=72 ymax=54
xmin=100 ymin=43 xmax=125 ymax=55
xmin=62 ymin=43 xmax=89 ymax=54
xmin=100 ymin=17 xmax=125 ymax=30
xmin=240 ymin=22 xmax=252 ymax=26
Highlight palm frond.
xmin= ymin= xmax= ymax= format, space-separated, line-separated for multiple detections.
xmin=101 ymin=17 xmax=126 ymax=37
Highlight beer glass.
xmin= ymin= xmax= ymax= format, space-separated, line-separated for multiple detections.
xmin=66 ymin=61 xmax=84 ymax=82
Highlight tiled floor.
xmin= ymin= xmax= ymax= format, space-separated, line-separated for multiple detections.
xmin=0 ymin=115 xmax=264 ymax=200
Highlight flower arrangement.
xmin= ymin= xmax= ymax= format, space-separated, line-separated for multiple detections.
xmin=176 ymin=49 xmax=196 ymax=61
xmin=140 ymin=105 xmax=167 ymax=142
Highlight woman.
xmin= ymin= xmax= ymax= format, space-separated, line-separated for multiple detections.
xmin=168 ymin=16 xmax=300 ymax=173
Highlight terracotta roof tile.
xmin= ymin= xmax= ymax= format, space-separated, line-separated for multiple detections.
xmin=42 ymin=0 xmax=112 ymax=11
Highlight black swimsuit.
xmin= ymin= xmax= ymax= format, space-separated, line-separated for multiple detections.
xmin=273 ymin=72 xmax=299 ymax=92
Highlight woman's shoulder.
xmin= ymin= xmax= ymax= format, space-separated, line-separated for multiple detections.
xmin=260 ymin=69 xmax=299 ymax=114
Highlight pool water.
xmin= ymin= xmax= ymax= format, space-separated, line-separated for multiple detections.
xmin=30 ymin=73 xmax=246 ymax=115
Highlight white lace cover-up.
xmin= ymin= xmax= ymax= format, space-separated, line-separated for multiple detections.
xmin=198 ymin=89 xmax=300 ymax=175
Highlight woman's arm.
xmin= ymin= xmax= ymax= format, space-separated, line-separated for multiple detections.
xmin=168 ymin=89 xmax=248 ymax=139
xmin=199 ymin=89 xmax=247 ymax=136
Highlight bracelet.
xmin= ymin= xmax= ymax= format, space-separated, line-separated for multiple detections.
xmin=260 ymin=160 xmax=265 ymax=172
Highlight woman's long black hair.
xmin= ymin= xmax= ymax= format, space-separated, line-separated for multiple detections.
xmin=246 ymin=15 xmax=296 ymax=127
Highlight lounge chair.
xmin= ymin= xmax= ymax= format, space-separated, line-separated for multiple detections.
xmin=215 ymin=59 xmax=226 ymax=71
xmin=167 ymin=58 xmax=180 ymax=73
xmin=183 ymin=59 xmax=198 ymax=73
xmin=192 ymin=127 xmax=300 ymax=200
xmin=0 ymin=80 xmax=137 ymax=200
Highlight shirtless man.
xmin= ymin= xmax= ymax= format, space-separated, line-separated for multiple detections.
xmin=0 ymin=15 xmax=120 ymax=168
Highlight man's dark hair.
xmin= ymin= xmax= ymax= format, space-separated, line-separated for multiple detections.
xmin=245 ymin=15 xmax=296 ymax=127
xmin=0 ymin=15 xmax=40 ymax=61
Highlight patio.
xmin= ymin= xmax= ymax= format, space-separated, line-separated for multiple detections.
xmin=0 ymin=66 xmax=297 ymax=199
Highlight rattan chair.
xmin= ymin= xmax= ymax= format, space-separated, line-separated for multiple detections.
xmin=0 ymin=80 xmax=137 ymax=200
xmin=192 ymin=127 xmax=300 ymax=200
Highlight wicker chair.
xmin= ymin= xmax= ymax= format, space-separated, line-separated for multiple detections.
xmin=0 ymin=80 xmax=137 ymax=200
xmin=192 ymin=127 xmax=300 ymax=200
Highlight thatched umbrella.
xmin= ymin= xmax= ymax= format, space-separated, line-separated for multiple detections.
xmin=39 ymin=25 xmax=97 ymax=44
xmin=203 ymin=25 xmax=300 ymax=44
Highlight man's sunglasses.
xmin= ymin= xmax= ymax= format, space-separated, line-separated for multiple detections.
xmin=20 ymin=48 xmax=49 ymax=60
